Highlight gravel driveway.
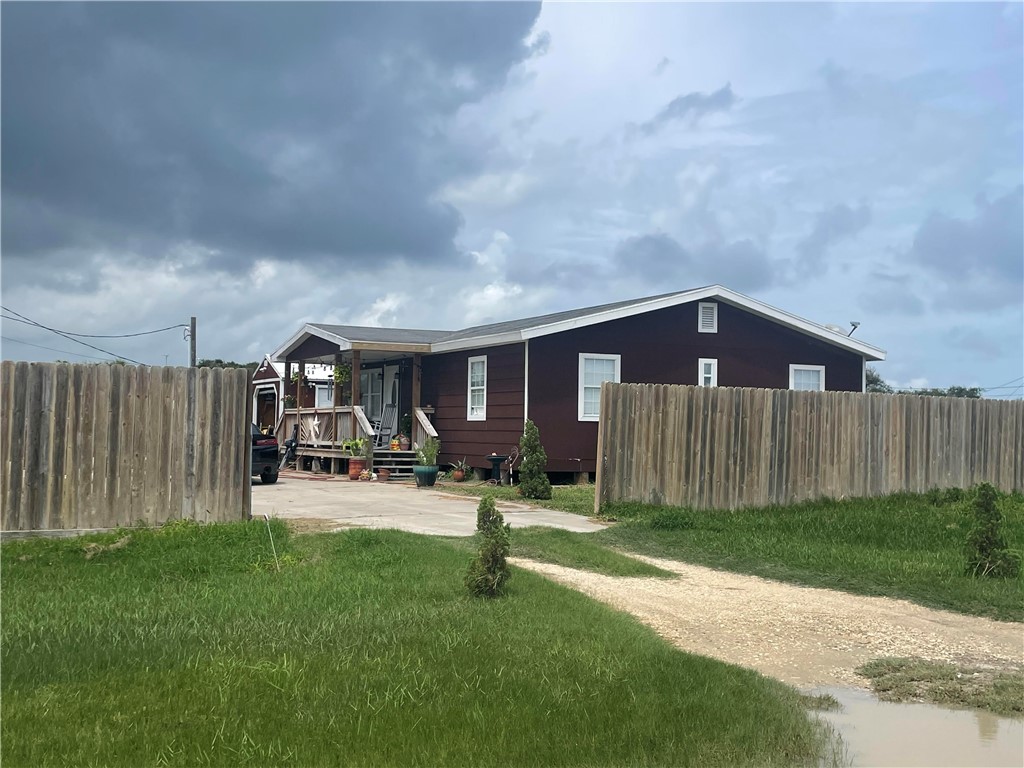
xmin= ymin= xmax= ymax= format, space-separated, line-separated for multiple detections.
xmin=514 ymin=555 xmax=1024 ymax=689
xmin=252 ymin=473 xmax=605 ymax=536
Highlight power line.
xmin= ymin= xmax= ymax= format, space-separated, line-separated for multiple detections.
xmin=1 ymin=336 xmax=112 ymax=361
xmin=982 ymin=376 xmax=1023 ymax=392
xmin=0 ymin=307 xmax=145 ymax=365
xmin=0 ymin=309 xmax=186 ymax=338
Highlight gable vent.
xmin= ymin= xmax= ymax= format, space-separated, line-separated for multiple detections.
xmin=698 ymin=302 xmax=718 ymax=333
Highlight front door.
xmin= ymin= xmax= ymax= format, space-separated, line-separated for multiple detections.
xmin=360 ymin=369 xmax=384 ymax=421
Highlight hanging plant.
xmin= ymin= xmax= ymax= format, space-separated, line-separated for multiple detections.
xmin=333 ymin=363 xmax=352 ymax=384
xmin=291 ymin=370 xmax=302 ymax=384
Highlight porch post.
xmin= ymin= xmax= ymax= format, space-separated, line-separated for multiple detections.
xmin=333 ymin=353 xmax=343 ymax=408
xmin=350 ymin=350 xmax=361 ymax=437
xmin=411 ymin=353 xmax=422 ymax=445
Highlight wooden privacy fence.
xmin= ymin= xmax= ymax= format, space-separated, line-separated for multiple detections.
xmin=596 ymin=383 xmax=1024 ymax=511
xmin=1 ymin=362 xmax=252 ymax=533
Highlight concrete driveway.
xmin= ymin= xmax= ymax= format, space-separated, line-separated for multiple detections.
xmin=251 ymin=473 xmax=606 ymax=536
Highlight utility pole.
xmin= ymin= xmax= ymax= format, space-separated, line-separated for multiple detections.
xmin=189 ymin=316 xmax=197 ymax=367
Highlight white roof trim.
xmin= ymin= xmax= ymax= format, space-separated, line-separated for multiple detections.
xmin=433 ymin=286 xmax=886 ymax=360
xmin=430 ymin=330 xmax=525 ymax=353
xmin=271 ymin=323 xmax=351 ymax=361
xmin=252 ymin=354 xmax=285 ymax=382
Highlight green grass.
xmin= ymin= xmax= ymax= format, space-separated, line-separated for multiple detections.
xmin=857 ymin=657 xmax=1024 ymax=717
xmin=2 ymin=521 xmax=830 ymax=767
xmin=438 ymin=482 xmax=597 ymax=516
xmin=597 ymin=491 xmax=1024 ymax=622
xmin=440 ymin=485 xmax=1024 ymax=621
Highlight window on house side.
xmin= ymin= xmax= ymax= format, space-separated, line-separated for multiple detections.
xmin=698 ymin=302 xmax=718 ymax=333
xmin=579 ymin=353 xmax=620 ymax=421
xmin=698 ymin=358 xmax=718 ymax=387
xmin=467 ymin=355 xmax=487 ymax=420
xmin=789 ymin=364 xmax=825 ymax=391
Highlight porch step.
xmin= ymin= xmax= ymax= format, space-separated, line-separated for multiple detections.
xmin=372 ymin=448 xmax=419 ymax=479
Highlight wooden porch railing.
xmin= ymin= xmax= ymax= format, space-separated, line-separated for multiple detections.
xmin=352 ymin=406 xmax=376 ymax=441
xmin=277 ymin=405 xmax=383 ymax=446
xmin=412 ymin=407 xmax=437 ymax=449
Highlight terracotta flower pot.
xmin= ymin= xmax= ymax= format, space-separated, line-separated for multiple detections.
xmin=348 ymin=457 xmax=366 ymax=480
xmin=452 ymin=469 xmax=465 ymax=482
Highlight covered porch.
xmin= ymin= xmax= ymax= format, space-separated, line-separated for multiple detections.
xmin=272 ymin=324 xmax=442 ymax=478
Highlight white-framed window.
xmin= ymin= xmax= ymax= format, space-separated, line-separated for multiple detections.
xmin=467 ymin=355 xmax=487 ymax=420
xmin=698 ymin=302 xmax=718 ymax=333
xmin=789 ymin=364 xmax=826 ymax=392
xmin=579 ymin=353 xmax=621 ymax=422
xmin=698 ymin=358 xmax=718 ymax=387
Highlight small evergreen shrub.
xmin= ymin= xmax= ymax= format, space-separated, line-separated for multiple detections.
xmin=518 ymin=419 xmax=552 ymax=500
xmin=965 ymin=483 xmax=1021 ymax=579
xmin=466 ymin=495 xmax=511 ymax=598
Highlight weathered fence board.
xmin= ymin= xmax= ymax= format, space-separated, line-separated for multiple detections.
xmin=596 ymin=383 xmax=1024 ymax=512
xmin=1 ymin=361 xmax=251 ymax=532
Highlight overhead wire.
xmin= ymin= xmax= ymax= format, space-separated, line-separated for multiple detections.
xmin=0 ymin=306 xmax=146 ymax=365
xmin=1 ymin=336 xmax=112 ymax=361
xmin=0 ymin=309 xmax=186 ymax=338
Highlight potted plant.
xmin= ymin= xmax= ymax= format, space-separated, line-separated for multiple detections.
xmin=283 ymin=394 xmax=296 ymax=409
xmin=413 ymin=437 xmax=441 ymax=488
xmin=397 ymin=414 xmax=412 ymax=450
xmin=450 ymin=457 xmax=470 ymax=482
xmin=347 ymin=437 xmax=369 ymax=480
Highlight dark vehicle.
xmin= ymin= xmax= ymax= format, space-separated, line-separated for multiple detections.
xmin=252 ymin=424 xmax=279 ymax=484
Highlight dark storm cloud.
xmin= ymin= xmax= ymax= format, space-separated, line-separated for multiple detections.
xmin=638 ymin=83 xmax=735 ymax=136
xmin=796 ymin=203 xmax=872 ymax=274
xmin=907 ymin=185 xmax=1023 ymax=309
xmin=1 ymin=2 xmax=541 ymax=271
xmin=613 ymin=232 xmax=773 ymax=293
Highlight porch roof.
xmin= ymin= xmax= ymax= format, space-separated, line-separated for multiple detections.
xmin=273 ymin=323 xmax=451 ymax=362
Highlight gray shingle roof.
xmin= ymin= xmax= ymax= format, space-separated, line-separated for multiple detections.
xmin=307 ymin=288 xmax=708 ymax=346
xmin=437 ymin=289 xmax=699 ymax=342
xmin=308 ymin=324 xmax=451 ymax=345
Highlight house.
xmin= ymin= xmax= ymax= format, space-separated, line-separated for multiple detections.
xmin=270 ymin=285 xmax=886 ymax=477
xmin=251 ymin=355 xmax=334 ymax=433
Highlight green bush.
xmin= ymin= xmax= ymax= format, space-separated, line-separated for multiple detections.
xmin=966 ymin=483 xmax=1021 ymax=579
xmin=466 ymin=496 xmax=511 ymax=598
xmin=518 ymin=419 xmax=552 ymax=500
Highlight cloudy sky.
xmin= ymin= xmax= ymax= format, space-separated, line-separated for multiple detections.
xmin=2 ymin=2 xmax=1021 ymax=395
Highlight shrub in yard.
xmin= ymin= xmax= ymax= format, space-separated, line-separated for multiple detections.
xmin=966 ymin=483 xmax=1021 ymax=579
xmin=518 ymin=419 xmax=552 ymax=500
xmin=466 ymin=495 xmax=511 ymax=598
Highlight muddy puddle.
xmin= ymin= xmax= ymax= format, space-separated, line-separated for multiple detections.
xmin=814 ymin=687 xmax=1023 ymax=767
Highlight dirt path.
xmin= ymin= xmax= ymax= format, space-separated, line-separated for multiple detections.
xmin=513 ymin=555 xmax=1024 ymax=689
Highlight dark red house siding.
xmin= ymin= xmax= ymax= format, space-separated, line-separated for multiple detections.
xmin=421 ymin=343 xmax=525 ymax=470
xmin=526 ymin=300 xmax=864 ymax=472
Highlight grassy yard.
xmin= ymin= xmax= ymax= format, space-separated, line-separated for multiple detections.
xmin=2 ymin=521 xmax=831 ymax=767
xmin=599 ymin=491 xmax=1024 ymax=622
xmin=438 ymin=481 xmax=596 ymax=516
xmin=460 ymin=484 xmax=1024 ymax=622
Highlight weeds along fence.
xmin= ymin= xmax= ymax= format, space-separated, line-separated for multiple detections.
xmin=1 ymin=361 xmax=252 ymax=534
xmin=596 ymin=383 xmax=1024 ymax=511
